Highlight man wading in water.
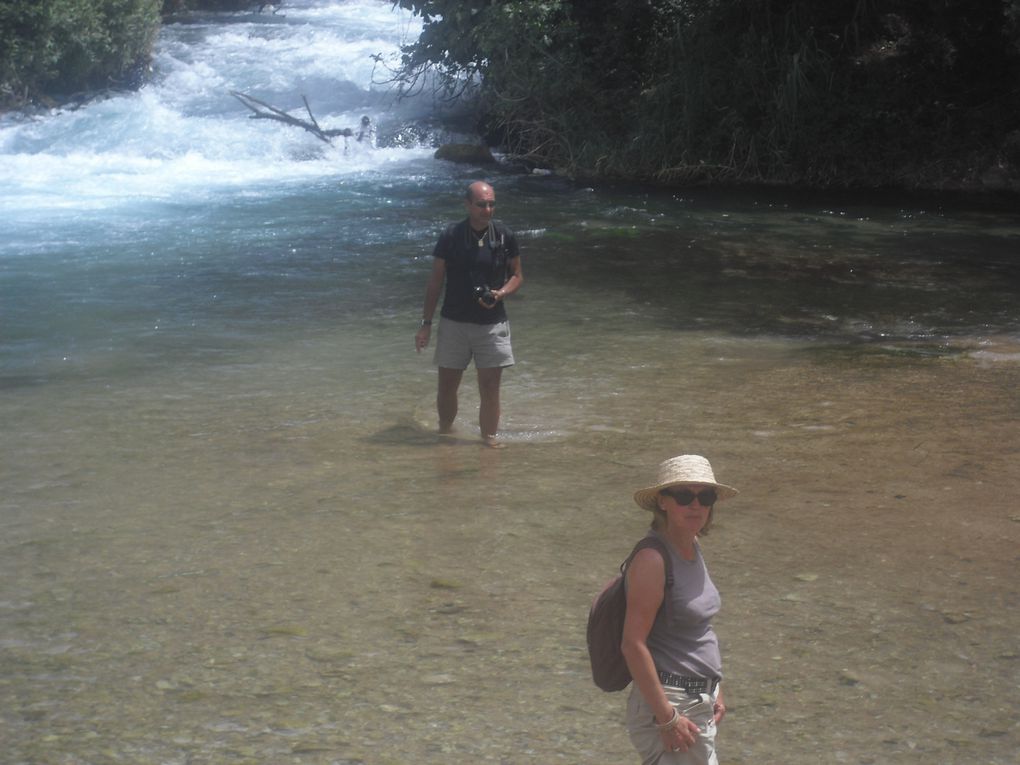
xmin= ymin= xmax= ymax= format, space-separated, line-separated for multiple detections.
xmin=414 ymin=181 xmax=523 ymax=448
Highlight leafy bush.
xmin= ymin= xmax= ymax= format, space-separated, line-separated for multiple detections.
xmin=0 ymin=0 xmax=161 ymax=107
xmin=395 ymin=0 xmax=1020 ymax=188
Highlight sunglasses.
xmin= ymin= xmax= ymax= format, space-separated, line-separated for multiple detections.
xmin=661 ymin=487 xmax=718 ymax=506
xmin=473 ymin=201 xmax=496 ymax=209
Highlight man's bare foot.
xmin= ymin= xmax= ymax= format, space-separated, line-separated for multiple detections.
xmin=482 ymin=435 xmax=506 ymax=449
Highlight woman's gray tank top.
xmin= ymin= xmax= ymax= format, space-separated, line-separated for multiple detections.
xmin=643 ymin=530 xmax=723 ymax=681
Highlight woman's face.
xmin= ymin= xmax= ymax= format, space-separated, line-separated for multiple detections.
xmin=658 ymin=483 xmax=716 ymax=534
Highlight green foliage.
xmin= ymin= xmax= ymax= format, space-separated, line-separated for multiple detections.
xmin=395 ymin=0 xmax=1020 ymax=188
xmin=392 ymin=2 xmax=570 ymax=98
xmin=0 ymin=0 xmax=161 ymax=107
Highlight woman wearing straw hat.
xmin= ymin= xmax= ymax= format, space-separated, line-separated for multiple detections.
xmin=622 ymin=455 xmax=738 ymax=764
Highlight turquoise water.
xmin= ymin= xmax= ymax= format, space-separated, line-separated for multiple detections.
xmin=2 ymin=2 xmax=1019 ymax=763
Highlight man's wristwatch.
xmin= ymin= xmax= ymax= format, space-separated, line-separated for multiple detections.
xmin=420 ymin=319 xmax=432 ymax=328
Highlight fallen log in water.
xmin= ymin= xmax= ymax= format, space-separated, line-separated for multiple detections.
xmin=230 ymin=90 xmax=356 ymax=145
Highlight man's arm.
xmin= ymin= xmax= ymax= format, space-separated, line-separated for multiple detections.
xmin=415 ymin=257 xmax=446 ymax=352
xmin=493 ymin=255 xmax=522 ymax=302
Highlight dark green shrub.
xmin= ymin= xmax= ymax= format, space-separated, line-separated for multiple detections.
xmin=0 ymin=0 xmax=161 ymax=107
xmin=395 ymin=0 xmax=1020 ymax=188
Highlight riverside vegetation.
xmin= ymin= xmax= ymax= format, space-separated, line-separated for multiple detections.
xmin=4 ymin=0 xmax=1020 ymax=191
xmin=0 ymin=1 xmax=260 ymax=107
xmin=393 ymin=0 xmax=1020 ymax=190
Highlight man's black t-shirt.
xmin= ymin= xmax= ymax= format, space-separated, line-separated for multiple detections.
xmin=434 ymin=219 xmax=519 ymax=325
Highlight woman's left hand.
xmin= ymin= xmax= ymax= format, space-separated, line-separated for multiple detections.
xmin=713 ymin=692 xmax=726 ymax=725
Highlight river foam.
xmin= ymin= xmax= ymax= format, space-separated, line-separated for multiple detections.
xmin=0 ymin=0 xmax=429 ymax=218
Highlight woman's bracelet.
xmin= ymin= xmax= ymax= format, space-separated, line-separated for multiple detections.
xmin=654 ymin=708 xmax=680 ymax=730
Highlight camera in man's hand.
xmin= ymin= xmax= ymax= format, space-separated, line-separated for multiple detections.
xmin=474 ymin=284 xmax=497 ymax=307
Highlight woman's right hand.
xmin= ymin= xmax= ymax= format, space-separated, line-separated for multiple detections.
xmin=658 ymin=712 xmax=699 ymax=753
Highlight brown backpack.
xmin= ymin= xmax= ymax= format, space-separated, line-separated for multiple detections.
xmin=586 ymin=536 xmax=674 ymax=692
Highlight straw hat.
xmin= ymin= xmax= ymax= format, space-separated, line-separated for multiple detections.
xmin=633 ymin=455 xmax=739 ymax=511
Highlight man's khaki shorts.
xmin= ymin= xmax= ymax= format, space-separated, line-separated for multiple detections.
xmin=434 ymin=318 xmax=514 ymax=370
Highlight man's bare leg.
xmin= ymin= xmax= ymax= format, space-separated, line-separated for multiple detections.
xmin=437 ymin=366 xmax=464 ymax=434
xmin=477 ymin=366 xmax=504 ymax=447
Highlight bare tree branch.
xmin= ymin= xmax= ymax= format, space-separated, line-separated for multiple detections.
xmin=230 ymin=90 xmax=352 ymax=144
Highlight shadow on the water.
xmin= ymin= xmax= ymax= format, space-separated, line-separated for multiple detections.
xmin=363 ymin=422 xmax=440 ymax=447
xmin=363 ymin=421 xmax=480 ymax=448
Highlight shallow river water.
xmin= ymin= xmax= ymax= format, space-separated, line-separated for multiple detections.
xmin=2 ymin=2 xmax=1019 ymax=764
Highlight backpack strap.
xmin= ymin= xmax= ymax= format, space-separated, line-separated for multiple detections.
xmin=621 ymin=536 xmax=673 ymax=590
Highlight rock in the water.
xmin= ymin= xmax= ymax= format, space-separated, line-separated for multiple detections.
xmin=434 ymin=143 xmax=496 ymax=164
